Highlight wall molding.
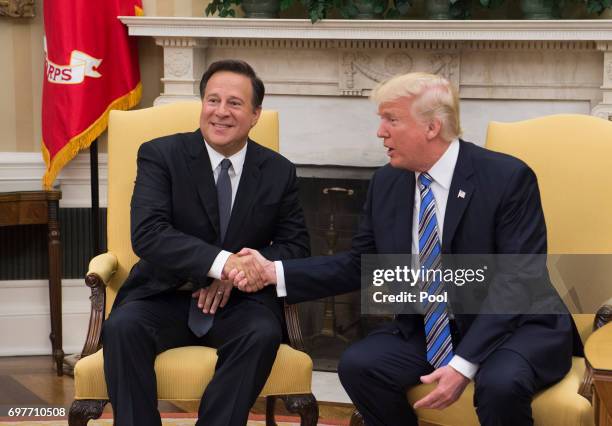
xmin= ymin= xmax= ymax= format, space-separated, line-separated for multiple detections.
xmin=0 ymin=152 xmax=108 ymax=208
xmin=0 ymin=279 xmax=91 ymax=356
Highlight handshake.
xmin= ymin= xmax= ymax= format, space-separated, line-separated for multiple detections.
xmin=223 ymin=248 xmax=276 ymax=292
xmin=192 ymin=248 xmax=275 ymax=316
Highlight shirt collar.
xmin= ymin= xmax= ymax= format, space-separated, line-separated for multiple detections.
xmin=203 ymin=140 xmax=248 ymax=175
xmin=416 ymin=138 xmax=459 ymax=190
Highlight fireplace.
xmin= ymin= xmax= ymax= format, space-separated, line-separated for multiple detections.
xmin=296 ymin=174 xmax=391 ymax=371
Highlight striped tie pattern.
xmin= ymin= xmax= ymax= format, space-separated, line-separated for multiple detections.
xmin=418 ymin=172 xmax=454 ymax=368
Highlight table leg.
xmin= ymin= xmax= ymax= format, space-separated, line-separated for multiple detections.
xmin=47 ymin=199 xmax=64 ymax=376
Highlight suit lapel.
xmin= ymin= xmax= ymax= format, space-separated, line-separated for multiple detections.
xmin=393 ymin=171 xmax=414 ymax=253
xmin=224 ymin=140 xmax=261 ymax=245
xmin=442 ymin=140 xmax=474 ymax=253
xmin=183 ymin=130 xmax=220 ymax=239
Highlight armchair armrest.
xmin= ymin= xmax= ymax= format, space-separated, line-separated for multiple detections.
xmin=584 ymin=322 xmax=612 ymax=424
xmin=579 ymin=300 xmax=612 ymax=401
xmin=87 ymin=252 xmax=118 ymax=284
xmin=80 ymin=252 xmax=118 ymax=358
xmin=585 ymin=322 xmax=612 ymax=371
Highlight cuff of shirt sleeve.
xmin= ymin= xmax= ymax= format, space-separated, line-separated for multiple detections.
xmin=448 ymin=355 xmax=479 ymax=380
xmin=208 ymin=250 xmax=232 ymax=280
xmin=275 ymin=261 xmax=287 ymax=297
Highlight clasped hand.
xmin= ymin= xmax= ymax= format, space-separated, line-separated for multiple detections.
xmin=225 ymin=248 xmax=275 ymax=292
xmin=191 ymin=249 xmax=274 ymax=313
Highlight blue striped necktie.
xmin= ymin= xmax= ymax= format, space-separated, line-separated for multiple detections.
xmin=418 ymin=172 xmax=454 ymax=368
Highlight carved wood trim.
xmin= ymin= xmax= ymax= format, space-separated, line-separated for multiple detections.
xmin=280 ymin=394 xmax=319 ymax=426
xmin=68 ymin=400 xmax=107 ymax=426
xmin=579 ymin=366 xmax=595 ymax=402
xmin=578 ymin=303 xmax=612 ymax=401
xmin=79 ymin=273 xmax=107 ymax=358
xmin=349 ymin=409 xmax=364 ymax=426
xmin=595 ymin=303 xmax=612 ymax=330
xmin=0 ymin=0 xmax=34 ymax=17
xmin=284 ymin=302 xmax=306 ymax=351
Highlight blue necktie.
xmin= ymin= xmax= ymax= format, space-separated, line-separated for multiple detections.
xmin=216 ymin=159 xmax=232 ymax=244
xmin=188 ymin=158 xmax=232 ymax=337
xmin=418 ymin=172 xmax=454 ymax=368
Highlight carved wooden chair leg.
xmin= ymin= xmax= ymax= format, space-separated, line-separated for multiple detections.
xmin=68 ymin=399 xmax=107 ymax=426
xmin=265 ymin=395 xmax=278 ymax=426
xmin=280 ymin=393 xmax=318 ymax=426
xmin=350 ymin=409 xmax=365 ymax=426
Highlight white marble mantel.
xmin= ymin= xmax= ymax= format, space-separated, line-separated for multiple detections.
xmin=121 ymin=17 xmax=612 ymax=40
xmin=120 ymin=17 xmax=612 ymax=168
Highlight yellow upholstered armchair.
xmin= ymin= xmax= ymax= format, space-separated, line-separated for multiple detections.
xmin=67 ymin=102 xmax=318 ymax=426
xmin=351 ymin=114 xmax=612 ymax=426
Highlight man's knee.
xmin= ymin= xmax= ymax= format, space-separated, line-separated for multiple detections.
xmin=338 ymin=343 xmax=384 ymax=393
xmin=253 ymin=325 xmax=282 ymax=347
xmin=338 ymin=344 xmax=368 ymax=381
xmin=103 ymin=307 xmax=146 ymax=343
xmin=475 ymin=370 xmax=533 ymax=408
xmin=241 ymin=316 xmax=282 ymax=353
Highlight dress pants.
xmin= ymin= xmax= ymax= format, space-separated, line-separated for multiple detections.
xmin=102 ymin=291 xmax=282 ymax=426
xmin=338 ymin=321 xmax=547 ymax=426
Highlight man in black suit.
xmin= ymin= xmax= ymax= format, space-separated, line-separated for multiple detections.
xmin=235 ymin=72 xmax=578 ymax=426
xmin=102 ymin=59 xmax=310 ymax=426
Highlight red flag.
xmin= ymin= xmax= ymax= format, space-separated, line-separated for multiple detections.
xmin=42 ymin=0 xmax=143 ymax=188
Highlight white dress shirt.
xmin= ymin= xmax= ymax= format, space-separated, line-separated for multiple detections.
xmin=204 ymin=140 xmax=247 ymax=280
xmin=276 ymin=139 xmax=478 ymax=379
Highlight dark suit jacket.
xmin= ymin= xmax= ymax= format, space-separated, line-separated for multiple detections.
xmin=114 ymin=129 xmax=310 ymax=322
xmin=284 ymin=140 xmax=578 ymax=384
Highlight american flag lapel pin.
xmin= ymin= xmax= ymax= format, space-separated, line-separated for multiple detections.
xmin=458 ymin=190 xmax=466 ymax=199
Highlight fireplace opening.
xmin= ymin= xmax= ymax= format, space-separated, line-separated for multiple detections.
xmin=296 ymin=175 xmax=392 ymax=372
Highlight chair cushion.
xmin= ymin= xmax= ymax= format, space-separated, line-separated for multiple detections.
xmin=74 ymin=343 xmax=312 ymax=400
xmin=407 ymin=357 xmax=593 ymax=426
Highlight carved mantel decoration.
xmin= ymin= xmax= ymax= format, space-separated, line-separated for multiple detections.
xmin=119 ymin=17 xmax=612 ymax=167
xmin=339 ymin=49 xmax=459 ymax=96
xmin=0 ymin=0 xmax=34 ymax=18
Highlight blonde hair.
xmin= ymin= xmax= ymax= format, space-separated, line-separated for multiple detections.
xmin=370 ymin=72 xmax=462 ymax=141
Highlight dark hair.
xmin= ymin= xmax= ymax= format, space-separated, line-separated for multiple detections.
xmin=199 ymin=59 xmax=265 ymax=109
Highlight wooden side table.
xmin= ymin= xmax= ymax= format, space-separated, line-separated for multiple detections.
xmin=585 ymin=322 xmax=612 ymax=426
xmin=0 ymin=190 xmax=64 ymax=376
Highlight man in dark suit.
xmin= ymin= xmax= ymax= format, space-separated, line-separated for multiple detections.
xmin=102 ymin=59 xmax=310 ymax=426
xmin=235 ymin=72 xmax=578 ymax=426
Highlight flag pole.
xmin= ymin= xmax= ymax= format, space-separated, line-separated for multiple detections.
xmin=90 ymin=139 xmax=100 ymax=256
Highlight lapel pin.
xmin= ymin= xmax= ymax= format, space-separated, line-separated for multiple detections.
xmin=458 ymin=190 xmax=466 ymax=199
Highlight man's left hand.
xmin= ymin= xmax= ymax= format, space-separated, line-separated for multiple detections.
xmin=192 ymin=279 xmax=232 ymax=315
xmin=412 ymin=366 xmax=470 ymax=410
